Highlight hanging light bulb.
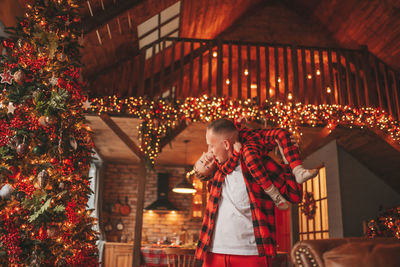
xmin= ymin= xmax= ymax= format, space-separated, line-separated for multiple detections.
xmin=173 ymin=140 xmax=196 ymax=194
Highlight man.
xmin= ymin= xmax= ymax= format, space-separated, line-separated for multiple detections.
xmin=194 ymin=118 xmax=303 ymax=267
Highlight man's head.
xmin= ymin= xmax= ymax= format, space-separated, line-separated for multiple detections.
xmin=206 ymin=118 xmax=238 ymax=163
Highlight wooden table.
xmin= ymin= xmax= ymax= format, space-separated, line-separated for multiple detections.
xmin=104 ymin=242 xmax=196 ymax=267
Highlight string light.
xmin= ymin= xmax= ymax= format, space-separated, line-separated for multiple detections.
xmin=87 ymin=95 xmax=400 ymax=164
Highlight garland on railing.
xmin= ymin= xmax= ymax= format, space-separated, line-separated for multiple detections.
xmin=86 ymin=94 xmax=400 ymax=165
xmin=366 ymin=206 xmax=400 ymax=239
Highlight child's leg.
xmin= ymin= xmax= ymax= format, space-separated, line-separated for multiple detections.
xmin=242 ymin=143 xmax=289 ymax=210
xmin=268 ymin=128 xmax=302 ymax=169
xmin=267 ymin=128 xmax=320 ymax=184
xmin=275 ymin=137 xmax=320 ymax=184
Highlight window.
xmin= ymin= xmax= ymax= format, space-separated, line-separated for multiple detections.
xmin=191 ymin=178 xmax=207 ymax=219
xmin=137 ymin=1 xmax=180 ymax=59
xmin=298 ymin=167 xmax=329 ymax=240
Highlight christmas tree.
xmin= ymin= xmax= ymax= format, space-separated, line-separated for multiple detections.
xmin=0 ymin=0 xmax=98 ymax=265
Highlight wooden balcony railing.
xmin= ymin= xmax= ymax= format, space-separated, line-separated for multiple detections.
xmin=133 ymin=37 xmax=400 ymax=120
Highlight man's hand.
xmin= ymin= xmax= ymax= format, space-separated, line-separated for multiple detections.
xmin=193 ymin=152 xmax=217 ymax=181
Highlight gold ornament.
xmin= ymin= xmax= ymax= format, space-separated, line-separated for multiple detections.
xmin=47 ymin=226 xmax=59 ymax=238
xmin=13 ymin=70 xmax=25 ymax=84
xmin=37 ymin=170 xmax=49 ymax=189
xmin=57 ymin=52 xmax=67 ymax=62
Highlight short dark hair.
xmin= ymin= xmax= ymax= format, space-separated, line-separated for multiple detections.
xmin=207 ymin=118 xmax=237 ymax=134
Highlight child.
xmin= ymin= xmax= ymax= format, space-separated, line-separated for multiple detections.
xmin=193 ymin=119 xmax=321 ymax=210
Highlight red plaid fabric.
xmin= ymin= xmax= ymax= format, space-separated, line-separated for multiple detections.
xmin=236 ymin=122 xmax=302 ymax=170
xmin=195 ymin=129 xmax=302 ymax=260
xmin=141 ymin=247 xmax=168 ymax=266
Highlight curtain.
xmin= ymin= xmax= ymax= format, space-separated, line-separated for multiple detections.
xmin=87 ymin=152 xmax=106 ymax=265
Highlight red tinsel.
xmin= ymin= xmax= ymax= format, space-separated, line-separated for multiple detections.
xmin=17 ymin=180 xmax=35 ymax=196
xmin=66 ymin=200 xmax=79 ymax=224
xmin=65 ymin=247 xmax=99 ymax=267
xmin=0 ymin=119 xmax=12 ymax=147
xmin=0 ymin=216 xmax=22 ymax=264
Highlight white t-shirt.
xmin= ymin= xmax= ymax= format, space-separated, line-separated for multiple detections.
xmin=209 ymin=164 xmax=258 ymax=255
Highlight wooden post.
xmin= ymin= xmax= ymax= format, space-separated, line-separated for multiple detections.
xmin=217 ymin=39 xmax=223 ymax=97
xmin=198 ymin=42 xmax=203 ymax=94
xmin=318 ymin=49 xmax=326 ymax=104
xmin=256 ymin=45 xmax=261 ymax=102
xmin=391 ymin=70 xmax=400 ymax=120
xmin=238 ymin=45 xmax=242 ymax=99
xmin=132 ymin=162 xmax=147 ymax=267
xmin=179 ymin=41 xmax=185 ymax=98
xmin=291 ymin=45 xmax=299 ymax=102
xmin=353 ymin=52 xmax=363 ymax=107
xmin=228 ymin=43 xmax=233 ymax=97
xmin=160 ymin=40 xmax=166 ymax=94
xmin=373 ymin=56 xmax=383 ymax=109
xmin=265 ymin=46 xmax=270 ymax=100
xmin=149 ymin=43 xmax=156 ymax=98
xmin=336 ymin=51 xmax=344 ymax=105
xmin=137 ymin=50 xmax=146 ymax=97
xmin=382 ymin=63 xmax=393 ymax=117
xmin=208 ymin=41 xmax=213 ymax=95
xmin=189 ymin=41 xmax=194 ymax=97
xmin=301 ymin=48 xmax=307 ymax=104
xmin=274 ymin=46 xmax=280 ymax=100
xmin=344 ymin=51 xmax=353 ymax=106
xmin=310 ymin=49 xmax=317 ymax=104
xmin=283 ymin=45 xmax=289 ymax=99
xmin=247 ymin=45 xmax=251 ymax=99
xmin=361 ymin=46 xmax=371 ymax=107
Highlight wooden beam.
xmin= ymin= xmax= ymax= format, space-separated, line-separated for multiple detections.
xmin=300 ymin=125 xmax=335 ymax=160
xmin=132 ymin=161 xmax=147 ymax=267
xmin=82 ymin=0 xmax=145 ymax=34
xmin=100 ymin=114 xmax=146 ymax=161
xmin=159 ymin=121 xmax=187 ymax=149
xmin=369 ymin=128 xmax=400 ymax=153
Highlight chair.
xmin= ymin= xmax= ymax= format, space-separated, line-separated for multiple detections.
xmin=164 ymin=248 xmax=196 ymax=267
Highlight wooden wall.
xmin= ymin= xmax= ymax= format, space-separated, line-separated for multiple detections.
xmin=284 ymin=0 xmax=400 ymax=70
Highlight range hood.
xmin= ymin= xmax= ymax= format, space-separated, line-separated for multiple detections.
xmin=144 ymin=173 xmax=178 ymax=211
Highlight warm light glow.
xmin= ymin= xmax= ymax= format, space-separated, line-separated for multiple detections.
xmin=288 ymin=93 xmax=293 ymax=100
xmin=226 ymin=79 xmax=230 ymax=85
xmin=269 ymin=88 xmax=274 ymax=95
xmin=172 ymin=188 xmax=196 ymax=194
xmin=244 ymin=69 xmax=249 ymax=76
xmin=212 ymin=51 xmax=218 ymax=58
xmin=307 ymin=74 xmax=312 ymax=79
xmin=250 ymin=84 xmax=257 ymax=89
xmin=316 ymin=70 xmax=321 ymax=75
xmin=326 ymin=87 xmax=332 ymax=93
xmin=277 ymin=77 xmax=281 ymax=83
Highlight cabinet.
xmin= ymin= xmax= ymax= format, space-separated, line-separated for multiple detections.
xmin=104 ymin=242 xmax=133 ymax=267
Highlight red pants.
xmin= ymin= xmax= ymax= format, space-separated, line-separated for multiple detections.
xmin=203 ymin=252 xmax=271 ymax=267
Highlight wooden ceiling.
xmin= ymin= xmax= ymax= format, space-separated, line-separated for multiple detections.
xmin=78 ymin=0 xmax=400 ymax=98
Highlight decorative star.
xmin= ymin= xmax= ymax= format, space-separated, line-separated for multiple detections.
xmin=0 ymin=70 xmax=13 ymax=85
xmin=7 ymin=102 xmax=15 ymax=114
xmin=82 ymin=99 xmax=92 ymax=110
xmin=49 ymin=76 xmax=58 ymax=86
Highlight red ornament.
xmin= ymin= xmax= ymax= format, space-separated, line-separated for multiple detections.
xmin=63 ymin=159 xmax=72 ymax=165
xmin=50 ymin=157 xmax=59 ymax=164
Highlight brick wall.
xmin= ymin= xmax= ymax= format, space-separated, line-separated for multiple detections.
xmin=102 ymin=162 xmax=203 ymax=244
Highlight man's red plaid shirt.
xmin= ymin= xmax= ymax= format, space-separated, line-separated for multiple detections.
xmin=195 ymin=128 xmax=303 ymax=260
